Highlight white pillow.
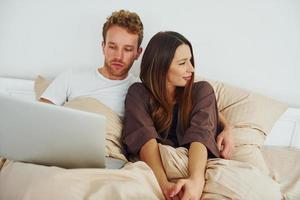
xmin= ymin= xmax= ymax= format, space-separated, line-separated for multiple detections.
xmin=0 ymin=77 xmax=35 ymax=101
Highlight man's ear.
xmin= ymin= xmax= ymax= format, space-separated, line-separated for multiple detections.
xmin=101 ymin=41 xmax=105 ymax=54
xmin=135 ymin=47 xmax=143 ymax=60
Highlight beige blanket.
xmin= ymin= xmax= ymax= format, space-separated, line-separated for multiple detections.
xmin=158 ymin=144 xmax=282 ymax=200
xmin=1 ymin=147 xmax=300 ymax=200
xmin=0 ymin=160 xmax=164 ymax=200
xmin=262 ymin=146 xmax=300 ymax=200
xmin=0 ymin=145 xmax=284 ymax=200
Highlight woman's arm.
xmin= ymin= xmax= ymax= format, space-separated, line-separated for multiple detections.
xmin=170 ymin=142 xmax=207 ymax=199
xmin=188 ymin=142 xmax=207 ymax=184
xmin=139 ymin=139 xmax=176 ymax=200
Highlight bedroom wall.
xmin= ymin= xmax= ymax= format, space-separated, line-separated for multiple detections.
xmin=0 ymin=0 xmax=299 ymax=108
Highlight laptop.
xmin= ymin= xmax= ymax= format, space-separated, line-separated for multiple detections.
xmin=0 ymin=94 xmax=126 ymax=169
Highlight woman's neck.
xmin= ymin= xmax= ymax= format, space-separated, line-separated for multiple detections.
xmin=166 ymin=84 xmax=176 ymax=105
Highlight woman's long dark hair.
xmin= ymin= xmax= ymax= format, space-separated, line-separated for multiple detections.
xmin=140 ymin=31 xmax=195 ymax=136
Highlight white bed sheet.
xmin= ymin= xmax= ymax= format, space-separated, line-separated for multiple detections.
xmin=265 ymin=108 xmax=300 ymax=148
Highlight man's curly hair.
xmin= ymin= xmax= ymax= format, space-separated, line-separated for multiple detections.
xmin=102 ymin=10 xmax=144 ymax=47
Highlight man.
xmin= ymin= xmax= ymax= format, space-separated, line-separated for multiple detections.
xmin=40 ymin=10 xmax=143 ymax=117
xmin=40 ymin=9 xmax=233 ymax=159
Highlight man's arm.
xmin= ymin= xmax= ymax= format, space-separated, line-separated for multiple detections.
xmin=217 ymin=112 xmax=234 ymax=159
xmin=38 ymin=70 xmax=71 ymax=105
xmin=219 ymin=112 xmax=230 ymax=130
xmin=39 ymin=97 xmax=55 ymax=104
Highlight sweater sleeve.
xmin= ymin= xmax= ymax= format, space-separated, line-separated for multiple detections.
xmin=179 ymin=81 xmax=220 ymax=158
xmin=122 ymin=83 xmax=159 ymax=156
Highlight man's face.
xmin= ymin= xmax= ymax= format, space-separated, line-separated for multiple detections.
xmin=102 ymin=25 xmax=142 ymax=80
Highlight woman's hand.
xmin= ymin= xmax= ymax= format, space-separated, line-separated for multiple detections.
xmin=216 ymin=125 xmax=234 ymax=159
xmin=163 ymin=178 xmax=204 ymax=200
xmin=161 ymin=181 xmax=178 ymax=200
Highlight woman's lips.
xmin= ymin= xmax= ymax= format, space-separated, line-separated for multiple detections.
xmin=183 ymin=76 xmax=192 ymax=81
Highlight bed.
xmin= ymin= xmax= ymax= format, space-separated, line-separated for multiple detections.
xmin=0 ymin=76 xmax=299 ymax=200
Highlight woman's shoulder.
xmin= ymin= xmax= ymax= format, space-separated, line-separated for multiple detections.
xmin=126 ymin=83 xmax=151 ymax=108
xmin=127 ymin=82 xmax=150 ymax=96
xmin=192 ymin=81 xmax=215 ymax=99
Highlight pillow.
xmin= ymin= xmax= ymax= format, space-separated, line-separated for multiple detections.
xmin=195 ymin=76 xmax=287 ymax=138
xmin=195 ymin=77 xmax=287 ymax=174
xmin=159 ymin=144 xmax=282 ymax=200
xmin=34 ymin=75 xmax=127 ymax=161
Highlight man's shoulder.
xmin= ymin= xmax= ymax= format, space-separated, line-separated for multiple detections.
xmin=127 ymin=73 xmax=141 ymax=83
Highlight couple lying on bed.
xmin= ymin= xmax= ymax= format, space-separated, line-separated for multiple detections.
xmin=40 ymin=10 xmax=234 ymax=200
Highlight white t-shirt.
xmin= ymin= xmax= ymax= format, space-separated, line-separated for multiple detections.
xmin=41 ymin=68 xmax=139 ymax=116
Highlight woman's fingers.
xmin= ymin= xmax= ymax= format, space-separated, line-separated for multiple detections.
xmin=170 ymin=180 xmax=186 ymax=197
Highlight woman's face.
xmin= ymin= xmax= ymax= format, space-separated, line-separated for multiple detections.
xmin=166 ymin=44 xmax=194 ymax=90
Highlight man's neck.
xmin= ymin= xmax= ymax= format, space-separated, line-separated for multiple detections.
xmin=98 ymin=67 xmax=128 ymax=80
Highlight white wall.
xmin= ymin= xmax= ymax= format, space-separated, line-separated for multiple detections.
xmin=0 ymin=0 xmax=299 ymax=107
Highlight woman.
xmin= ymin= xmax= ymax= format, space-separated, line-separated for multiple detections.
xmin=122 ymin=31 xmax=232 ymax=200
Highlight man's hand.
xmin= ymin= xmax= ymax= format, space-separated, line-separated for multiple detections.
xmin=217 ymin=112 xmax=234 ymax=159
xmin=217 ymin=125 xmax=234 ymax=159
